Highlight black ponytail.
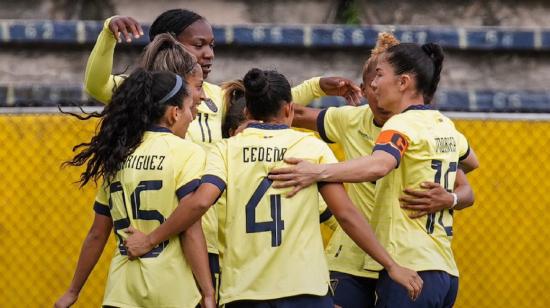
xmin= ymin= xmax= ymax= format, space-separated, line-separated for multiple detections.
xmin=385 ymin=42 xmax=445 ymax=104
xmin=421 ymin=43 xmax=444 ymax=104
xmin=243 ymin=68 xmax=292 ymax=121
xmin=221 ymin=80 xmax=246 ymax=138
xmin=66 ymin=69 xmax=189 ymax=186
xmin=149 ymin=9 xmax=204 ymax=41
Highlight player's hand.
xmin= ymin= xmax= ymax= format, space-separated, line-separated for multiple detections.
xmin=123 ymin=226 xmax=153 ymax=260
xmin=108 ymin=16 xmax=144 ymax=43
xmin=269 ymin=158 xmax=323 ymax=197
xmin=319 ymin=77 xmax=362 ymax=106
xmin=387 ymin=264 xmax=423 ymax=301
xmin=200 ymin=294 xmax=216 ymax=308
xmin=54 ymin=291 xmax=78 ymax=308
xmin=400 ymin=182 xmax=454 ymax=218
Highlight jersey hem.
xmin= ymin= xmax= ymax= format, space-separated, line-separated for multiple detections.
xmin=220 ymin=288 xmax=329 ymax=305
xmin=103 ymin=296 xmax=201 ymax=308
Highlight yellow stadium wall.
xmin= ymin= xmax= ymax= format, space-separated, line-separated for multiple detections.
xmin=0 ymin=114 xmax=548 ymax=307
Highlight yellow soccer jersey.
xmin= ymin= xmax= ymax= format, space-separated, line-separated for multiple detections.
xmin=202 ymin=123 xmax=337 ymax=304
xmin=363 ymin=105 xmax=469 ymax=277
xmin=84 ymin=21 xmax=325 ymax=256
xmin=93 ymin=127 xmax=205 ymax=308
xmin=317 ymin=105 xmax=382 ymax=278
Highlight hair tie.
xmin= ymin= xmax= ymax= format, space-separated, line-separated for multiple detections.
xmin=158 ymin=75 xmax=183 ymax=104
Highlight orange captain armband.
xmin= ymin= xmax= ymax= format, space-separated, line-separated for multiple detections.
xmin=373 ymin=130 xmax=409 ymax=167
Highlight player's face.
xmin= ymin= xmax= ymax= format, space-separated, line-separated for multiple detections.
xmin=177 ymin=19 xmax=215 ymax=79
xmin=371 ymin=55 xmax=402 ymax=113
xmin=185 ymin=63 xmax=205 ymax=119
xmin=173 ymin=94 xmax=194 ymax=138
xmin=362 ymin=69 xmax=392 ymax=125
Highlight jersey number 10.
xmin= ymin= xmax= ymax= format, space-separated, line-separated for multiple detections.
xmin=245 ymin=177 xmax=285 ymax=247
xmin=426 ymin=160 xmax=457 ymax=236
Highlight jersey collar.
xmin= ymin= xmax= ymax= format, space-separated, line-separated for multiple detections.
xmin=247 ymin=123 xmax=289 ymax=130
xmin=147 ymin=126 xmax=173 ymax=133
xmin=402 ymin=104 xmax=432 ymax=113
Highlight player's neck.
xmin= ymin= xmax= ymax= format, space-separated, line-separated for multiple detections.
xmin=395 ymin=92 xmax=424 ymax=113
xmin=262 ymin=116 xmax=291 ymax=127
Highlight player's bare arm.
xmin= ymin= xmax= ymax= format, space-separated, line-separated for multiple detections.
xmin=54 ymin=214 xmax=112 ymax=308
xmin=269 ymin=150 xmax=396 ymax=197
xmin=180 ymin=221 xmax=215 ymax=308
xmin=124 ymin=183 xmax=220 ymax=258
xmin=319 ymin=182 xmax=423 ymax=301
xmin=400 ymin=169 xmax=475 ymax=218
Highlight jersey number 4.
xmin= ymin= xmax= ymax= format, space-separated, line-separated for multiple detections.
xmin=426 ymin=160 xmax=457 ymax=236
xmin=245 ymin=177 xmax=285 ymax=247
xmin=109 ymin=180 xmax=169 ymax=258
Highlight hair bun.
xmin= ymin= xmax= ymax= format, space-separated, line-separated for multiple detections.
xmin=244 ymin=68 xmax=269 ymax=97
xmin=421 ymin=43 xmax=444 ymax=63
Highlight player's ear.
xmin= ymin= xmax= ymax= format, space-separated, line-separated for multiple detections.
xmin=164 ymin=105 xmax=179 ymax=126
xmin=283 ymin=102 xmax=294 ymax=118
xmin=399 ymin=74 xmax=412 ymax=92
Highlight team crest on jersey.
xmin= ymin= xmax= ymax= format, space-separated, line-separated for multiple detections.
xmin=204 ymin=98 xmax=218 ymax=112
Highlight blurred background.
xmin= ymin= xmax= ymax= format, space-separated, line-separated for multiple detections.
xmin=0 ymin=0 xmax=549 ymax=307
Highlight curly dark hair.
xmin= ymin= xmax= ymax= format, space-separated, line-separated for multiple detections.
xmin=66 ymin=68 xmax=189 ymax=186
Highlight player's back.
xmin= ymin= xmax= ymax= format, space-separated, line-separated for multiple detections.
xmin=209 ymin=123 xmax=336 ymax=304
xmin=365 ymin=106 xmax=469 ymax=276
xmin=99 ymin=127 xmax=203 ymax=308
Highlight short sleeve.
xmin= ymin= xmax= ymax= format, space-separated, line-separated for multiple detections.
xmin=292 ymin=77 xmax=326 ymax=106
xmin=175 ymin=144 xmax=206 ymax=200
xmin=93 ymin=182 xmax=111 ymax=217
xmin=373 ymin=117 xmax=412 ymax=168
xmin=456 ymin=131 xmax=470 ymax=161
xmin=201 ymin=141 xmax=227 ymax=194
xmin=318 ymin=198 xmax=333 ymax=223
xmin=316 ymin=106 xmax=355 ymax=144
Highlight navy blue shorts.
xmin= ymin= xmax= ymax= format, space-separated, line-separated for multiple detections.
xmin=330 ymin=271 xmax=377 ymax=308
xmin=375 ymin=270 xmax=459 ymax=308
xmin=225 ymin=293 xmax=333 ymax=308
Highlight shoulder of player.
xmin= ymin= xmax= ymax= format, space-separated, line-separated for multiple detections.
xmin=160 ymin=134 xmax=206 ymax=156
xmin=297 ymin=131 xmax=332 ymax=149
xmin=203 ymin=82 xmax=223 ymax=103
xmin=328 ymin=104 xmax=369 ymax=117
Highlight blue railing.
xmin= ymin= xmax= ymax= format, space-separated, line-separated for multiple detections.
xmin=1 ymin=84 xmax=548 ymax=112
xmin=1 ymin=20 xmax=550 ymax=50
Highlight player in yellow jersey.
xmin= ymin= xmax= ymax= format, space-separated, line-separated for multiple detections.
xmin=270 ymin=42 xmax=480 ymax=307
xmin=220 ymin=80 xmax=339 ymax=251
xmin=290 ymin=33 xmax=475 ymax=308
xmin=54 ymin=70 xmax=214 ymax=308
xmin=124 ymin=68 xmax=424 ymax=307
xmin=85 ymin=9 xmax=362 ymax=293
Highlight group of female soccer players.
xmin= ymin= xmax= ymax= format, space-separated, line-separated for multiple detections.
xmin=55 ymin=8 xmax=478 ymax=308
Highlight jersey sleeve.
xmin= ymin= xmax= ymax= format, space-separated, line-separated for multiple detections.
xmin=93 ymin=182 xmax=111 ymax=217
xmin=318 ymin=141 xmax=339 ymax=165
xmin=456 ymin=131 xmax=470 ymax=161
xmin=291 ymin=77 xmax=326 ymax=106
xmin=84 ymin=16 xmax=126 ymax=104
xmin=201 ymin=141 xmax=228 ymax=194
xmin=316 ymin=106 xmax=354 ymax=144
xmin=174 ymin=144 xmax=206 ymax=201
xmin=373 ymin=117 xmax=413 ymax=168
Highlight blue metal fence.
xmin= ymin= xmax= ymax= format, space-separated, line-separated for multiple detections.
xmin=1 ymin=20 xmax=549 ymax=50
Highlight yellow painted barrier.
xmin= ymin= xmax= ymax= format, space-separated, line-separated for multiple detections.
xmin=0 ymin=114 xmax=548 ymax=307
